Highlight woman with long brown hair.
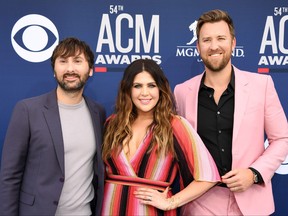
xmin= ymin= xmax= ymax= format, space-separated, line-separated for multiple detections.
xmin=101 ymin=59 xmax=220 ymax=215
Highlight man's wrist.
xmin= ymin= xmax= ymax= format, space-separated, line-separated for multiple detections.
xmin=249 ymin=167 xmax=261 ymax=184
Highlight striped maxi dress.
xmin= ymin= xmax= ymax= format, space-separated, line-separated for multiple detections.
xmin=101 ymin=115 xmax=220 ymax=215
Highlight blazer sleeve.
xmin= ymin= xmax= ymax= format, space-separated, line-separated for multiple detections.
xmin=0 ymin=101 xmax=31 ymax=215
xmin=251 ymin=75 xmax=288 ymax=183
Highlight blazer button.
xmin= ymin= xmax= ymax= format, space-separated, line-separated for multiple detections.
xmin=59 ymin=177 xmax=64 ymax=182
xmin=53 ymin=201 xmax=59 ymax=205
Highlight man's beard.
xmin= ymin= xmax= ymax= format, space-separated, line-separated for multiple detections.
xmin=200 ymin=48 xmax=232 ymax=72
xmin=202 ymin=54 xmax=230 ymax=72
xmin=56 ymin=73 xmax=89 ymax=93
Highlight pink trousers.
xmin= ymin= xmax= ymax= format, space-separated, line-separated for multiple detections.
xmin=180 ymin=186 xmax=243 ymax=216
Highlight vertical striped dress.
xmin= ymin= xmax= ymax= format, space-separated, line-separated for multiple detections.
xmin=101 ymin=115 xmax=220 ymax=215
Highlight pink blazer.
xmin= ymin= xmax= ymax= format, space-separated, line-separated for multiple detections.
xmin=174 ymin=66 xmax=288 ymax=215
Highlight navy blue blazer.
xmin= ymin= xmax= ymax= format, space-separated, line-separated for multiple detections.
xmin=0 ymin=90 xmax=106 ymax=215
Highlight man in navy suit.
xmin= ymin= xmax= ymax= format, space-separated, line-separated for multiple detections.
xmin=0 ymin=37 xmax=106 ymax=215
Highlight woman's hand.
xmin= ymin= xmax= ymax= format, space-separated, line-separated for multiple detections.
xmin=134 ymin=187 xmax=177 ymax=210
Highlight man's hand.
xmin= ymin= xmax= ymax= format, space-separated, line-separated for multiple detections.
xmin=221 ymin=168 xmax=254 ymax=192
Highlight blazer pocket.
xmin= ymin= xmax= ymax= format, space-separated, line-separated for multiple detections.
xmin=20 ymin=191 xmax=35 ymax=206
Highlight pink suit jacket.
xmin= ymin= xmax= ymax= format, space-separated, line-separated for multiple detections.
xmin=174 ymin=66 xmax=288 ymax=215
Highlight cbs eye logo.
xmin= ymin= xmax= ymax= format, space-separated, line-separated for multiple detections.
xmin=11 ymin=14 xmax=59 ymax=63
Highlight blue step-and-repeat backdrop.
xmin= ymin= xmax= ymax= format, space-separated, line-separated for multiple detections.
xmin=1 ymin=0 xmax=287 ymax=215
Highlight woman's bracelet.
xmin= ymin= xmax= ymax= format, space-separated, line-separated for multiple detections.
xmin=165 ymin=196 xmax=180 ymax=211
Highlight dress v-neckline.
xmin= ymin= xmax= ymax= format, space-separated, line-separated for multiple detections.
xmin=124 ymin=131 xmax=149 ymax=163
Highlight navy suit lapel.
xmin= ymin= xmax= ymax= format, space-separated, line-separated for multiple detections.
xmin=84 ymin=97 xmax=104 ymax=172
xmin=43 ymin=90 xmax=65 ymax=174
xmin=84 ymin=97 xmax=105 ymax=215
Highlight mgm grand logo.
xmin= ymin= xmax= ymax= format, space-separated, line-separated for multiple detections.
xmin=175 ymin=20 xmax=244 ymax=61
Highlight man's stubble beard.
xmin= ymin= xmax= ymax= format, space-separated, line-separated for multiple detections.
xmin=56 ymin=73 xmax=89 ymax=93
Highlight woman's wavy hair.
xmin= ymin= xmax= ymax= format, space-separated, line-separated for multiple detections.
xmin=102 ymin=59 xmax=177 ymax=160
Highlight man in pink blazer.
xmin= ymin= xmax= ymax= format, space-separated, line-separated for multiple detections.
xmin=174 ymin=9 xmax=288 ymax=215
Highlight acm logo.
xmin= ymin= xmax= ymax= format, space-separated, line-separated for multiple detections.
xmin=95 ymin=12 xmax=161 ymax=72
xmin=257 ymin=8 xmax=288 ymax=73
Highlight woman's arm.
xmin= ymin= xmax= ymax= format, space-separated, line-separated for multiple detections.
xmin=134 ymin=180 xmax=217 ymax=210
